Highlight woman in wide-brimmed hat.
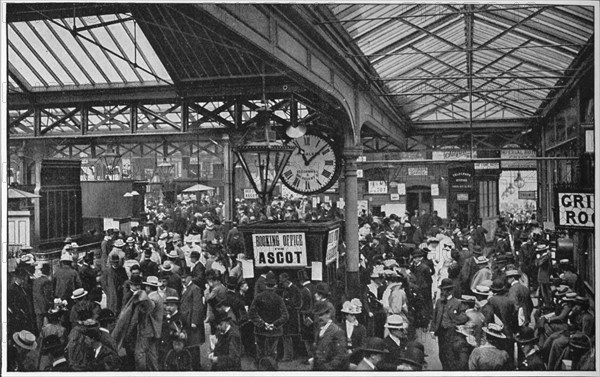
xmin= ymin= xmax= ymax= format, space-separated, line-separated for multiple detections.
xmin=468 ymin=323 xmax=510 ymax=370
xmin=341 ymin=300 xmax=367 ymax=362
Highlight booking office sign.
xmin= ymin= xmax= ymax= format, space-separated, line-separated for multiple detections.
xmin=556 ymin=188 xmax=594 ymax=229
xmin=252 ymin=232 xmax=308 ymax=267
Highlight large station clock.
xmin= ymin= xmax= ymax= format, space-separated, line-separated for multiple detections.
xmin=281 ymin=133 xmax=341 ymax=195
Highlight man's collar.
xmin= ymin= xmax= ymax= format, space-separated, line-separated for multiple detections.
xmin=362 ymin=357 xmax=376 ymax=370
xmin=99 ymin=327 xmax=110 ymax=333
xmin=389 ymin=333 xmax=401 ymax=346
xmin=524 ymin=345 xmax=539 ymax=358
xmin=53 ymin=357 xmax=67 ymax=367
xmin=511 ymin=280 xmax=518 ymax=286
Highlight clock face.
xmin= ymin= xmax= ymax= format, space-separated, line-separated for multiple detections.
xmin=281 ymin=134 xmax=340 ymax=194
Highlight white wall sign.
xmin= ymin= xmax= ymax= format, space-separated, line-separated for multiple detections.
xmin=311 ymin=261 xmax=323 ymax=281
xmin=368 ymin=180 xmax=388 ymax=194
xmin=457 ymin=193 xmax=469 ymax=201
xmin=501 ymin=149 xmax=536 ymax=169
xmin=397 ymin=183 xmax=406 ymax=195
xmin=433 ymin=198 xmax=447 ymax=219
xmin=252 ymin=233 xmax=307 ymax=267
xmin=357 ymin=169 xmax=363 ymax=178
xmin=325 ymin=228 xmax=340 ymax=265
xmin=244 ymin=189 xmax=258 ymax=199
xmin=585 ymin=130 xmax=594 ymax=153
xmin=431 ymin=184 xmax=439 ymax=196
xmin=432 ymin=150 xmax=476 ymax=160
xmin=474 ymin=162 xmax=500 ymax=170
xmin=408 ymin=166 xmax=428 ymax=176
xmin=390 ymin=193 xmax=400 ymax=201
xmin=557 ymin=193 xmax=594 ymax=228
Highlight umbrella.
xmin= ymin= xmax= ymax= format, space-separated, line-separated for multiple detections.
xmin=182 ymin=184 xmax=215 ymax=193
xmin=8 ymin=188 xmax=41 ymax=199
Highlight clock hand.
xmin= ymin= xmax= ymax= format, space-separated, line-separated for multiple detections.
xmin=306 ymin=144 xmax=329 ymax=165
xmin=293 ymin=141 xmax=310 ymax=165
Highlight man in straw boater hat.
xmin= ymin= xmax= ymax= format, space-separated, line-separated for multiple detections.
xmin=429 ymin=278 xmax=469 ymax=370
xmin=506 ymin=268 xmax=534 ymax=327
xmin=515 ymin=326 xmax=544 ymax=371
xmin=468 ymin=323 xmax=511 ymax=370
xmin=378 ymin=314 xmax=423 ymax=371
xmin=353 ymin=337 xmax=389 ymax=371
xmin=8 ymin=330 xmax=38 ymax=371
xmin=53 ymin=252 xmax=82 ymax=303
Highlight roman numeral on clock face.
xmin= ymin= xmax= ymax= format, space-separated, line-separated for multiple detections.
xmin=324 ymin=160 xmax=334 ymax=166
xmin=304 ymin=181 xmax=311 ymax=191
xmin=322 ymin=170 xmax=332 ymax=179
xmin=283 ymin=170 xmax=293 ymax=180
xmin=304 ymin=135 xmax=311 ymax=146
xmin=293 ymin=177 xmax=300 ymax=187
xmin=321 ymin=148 xmax=331 ymax=156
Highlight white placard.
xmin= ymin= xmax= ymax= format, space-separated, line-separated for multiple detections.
xmin=557 ymin=193 xmax=594 ymax=228
xmin=241 ymin=259 xmax=254 ymax=279
xmin=357 ymin=169 xmax=363 ymax=178
xmin=431 ymin=184 xmax=439 ymax=196
xmin=311 ymin=261 xmax=323 ymax=281
xmin=585 ymin=130 xmax=594 ymax=153
xmin=397 ymin=183 xmax=406 ymax=195
xmin=382 ymin=203 xmax=405 ymax=218
xmin=312 ymin=197 xmax=319 ymax=208
xmin=252 ymin=233 xmax=307 ymax=267
xmin=244 ymin=189 xmax=258 ymax=199
xmin=368 ymin=181 xmax=388 ymax=194
xmin=281 ymin=184 xmax=303 ymax=199
xmin=357 ymin=200 xmax=369 ymax=214
xmin=324 ymin=196 xmax=331 ymax=203
xmin=433 ymin=198 xmax=447 ymax=219
xmin=474 ymin=162 xmax=500 ymax=170
xmin=103 ymin=218 xmax=120 ymax=231
xmin=325 ymin=228 xmax=340 ymax=265
xmin=390 ymin=193 xmax=400 ymax=201
xmin=337 ymin=198 xmax=345 ymax=209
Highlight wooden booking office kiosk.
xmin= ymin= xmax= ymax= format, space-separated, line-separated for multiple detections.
xmin=238 ymin=219 xmax=343 ymax=286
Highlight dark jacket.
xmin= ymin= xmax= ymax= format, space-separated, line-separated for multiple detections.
xmin=180 ymin=282 xmax=205 ymax=346
xmin=279 ymin=282 xmax=302 ymax=335
xmin=484 ymin=293 xmax=518 ymax=337
xmin=343 ymin=321 xmax=367 ymax=351
xmin=313 ymin=322 xmax=349 ymax=371
xmin=54 ymin=265 xmax=82 ymax=301
xmin=248 ymin=288 xmax=289 ymax=337
xmin=430 ymin=296 xmax=468 ymax=335
xmin=212 ymin=324 xmax=242 ymax=371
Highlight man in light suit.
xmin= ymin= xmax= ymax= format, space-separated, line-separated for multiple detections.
xmin=310 ymin=301 xmax=349 ymax=371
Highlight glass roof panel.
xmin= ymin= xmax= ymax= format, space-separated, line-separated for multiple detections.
xmin=7 ymin=13 xmax=172 ymax=91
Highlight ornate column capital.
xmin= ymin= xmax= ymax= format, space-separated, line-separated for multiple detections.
xmin=342 ymin=146 xmax=363 ymax=163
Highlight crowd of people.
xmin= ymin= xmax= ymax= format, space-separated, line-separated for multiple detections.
xmin=6 ymin=197 xmax=596 ymax=372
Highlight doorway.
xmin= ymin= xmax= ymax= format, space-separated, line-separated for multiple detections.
xmin=406 ymin=186 xmax=431 ymax=217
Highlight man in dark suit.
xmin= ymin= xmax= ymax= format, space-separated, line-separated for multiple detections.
xmin=248 ymin=271 xmax=289 ymax=367
xmin=209 ymin=313 xmax=242 ymax=370
xmin=179 ymin=270 xmax=205 ymax=368
xmin=188 ymin=250 xmax=206 ymax=289
xmin=140 ymin=249 xmax=159 ymax=278
xmin=410 ymin=248 xmax=433 ymax=329
xmin=430 ymin=278 xmax=468 ymax=370
xmin=355 ymin=337 xmax=389 ymax=371
xmin=311 ymin=300 xmax=348 ymax=370
xmin=33 ymin=263 xmax=53 ymax=332
xmin=298 ymin=272 xmax=316 ymax=362
xmin=277 ymin=272 xmax=302 ymax=361
xmin=535 ymin=244 xmax=552 ymax=308
xmin=506 ymin=269 xmax=533 ymax=327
